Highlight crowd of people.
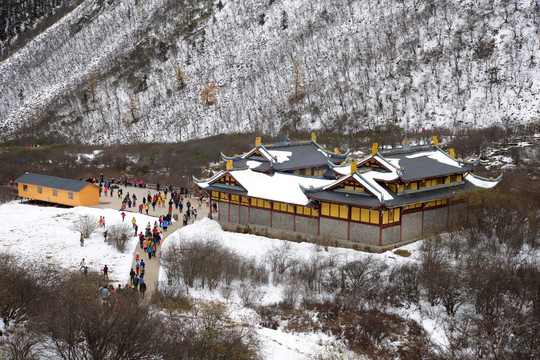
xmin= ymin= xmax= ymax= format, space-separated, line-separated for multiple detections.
xmin=127 ymin=220 xmax=164 ymax=299
xmin=82 ymin=174 xmax=210 ymax=304
xmin=100 ymin=282 xmax=144 ymax=304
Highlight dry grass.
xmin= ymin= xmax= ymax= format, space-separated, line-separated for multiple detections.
xmin=393 ymin=249 xmax=411 ymax=257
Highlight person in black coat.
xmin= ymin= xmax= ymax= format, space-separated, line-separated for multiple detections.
xmin=139 ymin=280 xmax=147 ymax=298
xmin=130 ymin=268 xmax=136 ymax=285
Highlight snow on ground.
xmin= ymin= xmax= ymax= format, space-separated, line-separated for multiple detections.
xmin=161 ymin=217 xmax=417 ymax=272
xmin=0 ymin=201 xmax=427 ymax=359
xmin=0 ymin=201 xmax=156 ymax=283
xmin=160 ymin=217 xmax=422 ymax=359
xmin=257 ymin=327 xmax=360 ymax=360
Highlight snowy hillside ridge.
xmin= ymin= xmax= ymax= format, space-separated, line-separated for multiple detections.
xmin=0 ymin=0 xmax=539 ymax=144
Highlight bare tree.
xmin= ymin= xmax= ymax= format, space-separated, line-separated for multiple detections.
xmin=106 ymin=223 xmax=132 ymax=252
xmin=73 ymin=214 xmax=98 ymax=238
xmin=172 ymin=66 xmax=187 ymax=89
xmin=288 ymin=59 xmax=305 ymax=103
xmin=200 ymin=83 xmax=218 ymax=105
xmin=267 ymin=242 xmax=297 ymax=279
xmin=86 ymin=73 xmax=99 ymax=102
xmin=124 ymin=95 xmax=141 ymax=124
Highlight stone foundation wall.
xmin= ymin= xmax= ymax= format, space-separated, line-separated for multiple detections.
xmin=423 ymin=207 xmax=447 ymax=235
xmin=402 ymin=211 xmax=422 ymax=241
xmin=250 ymin=207 xmax=271 ymax=227
xmin=320 ymin=217 xmax=348 ymax=240
xmin=350 ymin=222 xmax=380 ymax=246
xmin=382 ymin=225 xmax=401 ymax=246
xmin=272 ymin=212 xmax=294 ymax=231
xmin=295 ymin=216 xmax=319 ymax=235
xmin=240 ymin=206 xmax=249 ymax=225
xmin=215 ymin=201 xmax=471 ymax=251
xmin=229 ymin=204 xmax=239 ymax=224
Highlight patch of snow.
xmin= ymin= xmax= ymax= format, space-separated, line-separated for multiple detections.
xmin=267 ymin=150 xmax=292 ymax=164
xmin=406 ymin=150 xmax=463 ymax=168
xmin=464 ymin=174 xmax=500 ymax=189
xmin=201 ymin=169 xmax=334 ymax=205
xmin=246 ymin=160 xmax=262 ymax=168
xmin=0 ymin=201 xmax=156 ymax=284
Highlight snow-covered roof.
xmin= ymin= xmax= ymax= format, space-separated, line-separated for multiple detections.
xmin=196 ymin=169 xmax=334 ymax=206
xmin=464 ymin=173 xmax=502 ymax=189
xmin=206 ymin=146 xmax=500 ymax=209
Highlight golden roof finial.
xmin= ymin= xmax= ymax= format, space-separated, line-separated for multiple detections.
xmin=351 ymin=161 xmax=357 ymax=174
xmin=226 ymin=159 xmax=233 ymax=170
xmin=255 ymin=137 xmax=261 ymax=147
xmin=433 ymin=136 xmax=439 ymax=147
xmin=311 ymin=132 xmax=317 ymax=142
xmin=371 ymin=143 xmax=378 ymax=155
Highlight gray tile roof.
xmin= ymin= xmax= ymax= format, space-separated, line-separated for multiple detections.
xmin=305 ymin=182 xmax=478 ymax=209
xmin=15 ymin=173 xmax=94 ymax=192
xmin=382 ymin=149 xmax=475 ymax=181
xmin=233 ymin=142 xmax=344 ymax=172
xmin=203 ymin=183 xmax=247 ymax=196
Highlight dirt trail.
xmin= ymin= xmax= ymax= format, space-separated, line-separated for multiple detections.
xmin=91 ymin=185 xmax=209 ymax=297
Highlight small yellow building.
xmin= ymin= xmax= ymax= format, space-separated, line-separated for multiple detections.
xmin=15 ymin=172 xmax=100 ymax=207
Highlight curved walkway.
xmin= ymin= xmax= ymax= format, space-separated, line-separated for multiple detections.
xmin=91 ymin=185 xmax=208 ymax=297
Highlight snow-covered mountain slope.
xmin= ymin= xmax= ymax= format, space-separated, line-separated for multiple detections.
xmin=0 ymin=0 xmax=539 ymax=144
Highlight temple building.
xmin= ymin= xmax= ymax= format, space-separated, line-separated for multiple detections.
xmin=195 ymin=135 xmax=501 ymax=250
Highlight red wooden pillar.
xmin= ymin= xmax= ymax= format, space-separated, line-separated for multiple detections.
xmin=317 ymin=212 xmax=320 ymax=236
xmin=347 ymin=206 xmax=351 ymax=241
xmin=421 ymin=204 xmax=425 ymax=236
xmin=394 ymin=208 xmax=403 ymax=242
xmin=379 ymin=210 xmax=383 ymax=247
xmin=293 ymin=206 xmax=296 ymax=232
xmin=270 ymin=202 xmax=273 ymax=228
xmin=446 ymin=200 xmax=450 ymax=230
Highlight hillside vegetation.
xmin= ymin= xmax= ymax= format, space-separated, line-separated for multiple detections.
xmin=0 ymin=0 xmax=539 ymax=145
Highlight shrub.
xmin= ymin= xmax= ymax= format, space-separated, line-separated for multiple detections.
xmin=239 ymin=285 xmax=261 ymax=308
xmin=106 ymin=223 xmax=132 ymax=252
xmin=40 ymin=273 xmax=163 ymax=360
xmin=0 ymin=253 xmax=63 ymax=327
xmin=152 ymin=287 xmax=192 ymax=313
xmin=393 ymin=249 xmax=411 ymax=257
xmin=267 ymin=242 xmax=297 ymax=275
xmin=255 ymin=305 xmax=280 ymax=330
xmin=160 ymin=301 xmax=260 ymax=359
xmin=161 ymin=240 xmax=268 ymax=290
xmin=0 ymin=186 xmax=17 ymax=204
